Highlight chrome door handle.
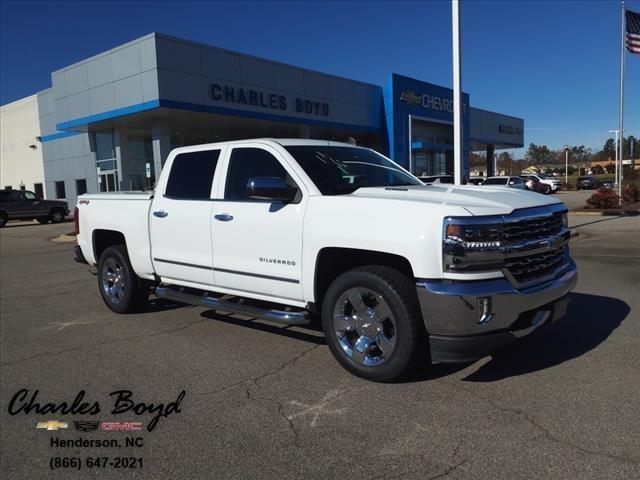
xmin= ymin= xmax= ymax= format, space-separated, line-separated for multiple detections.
xmin=214 ymin=213 xmax=234 ymax=222
xmin=153 ymin=210 xmax=168 ymax=218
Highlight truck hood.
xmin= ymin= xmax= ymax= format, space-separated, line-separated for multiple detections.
xmin=350 ymin=184 xmax=564 ymax=216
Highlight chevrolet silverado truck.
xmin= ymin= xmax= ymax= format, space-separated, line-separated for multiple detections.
xmin=74 ymin=139 xmax=577 ymax=382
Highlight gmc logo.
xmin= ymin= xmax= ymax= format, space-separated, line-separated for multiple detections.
xmin=101 ymin=422 xmax=143 ymax=431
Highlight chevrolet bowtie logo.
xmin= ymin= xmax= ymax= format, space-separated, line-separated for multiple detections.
xmin=37 ymin=420 xmax=69 ymax=431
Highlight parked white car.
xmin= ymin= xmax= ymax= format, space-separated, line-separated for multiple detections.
xmin=74 ymin=139 xmax=576 ymax=382
xmin=521 ymin=174 xmax=562 ymax=193
xmin=481 ymin=176 xmax=526 ymax=189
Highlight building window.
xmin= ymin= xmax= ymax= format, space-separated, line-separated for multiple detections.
xmin=55 ymin=181 xmax=66 ymax=199
xmin=20 ymin=185 xmax=26 ymax=191
xmin=76 ymin=179 xmax=87 ymax=196
xmin=4 ymin=186 xmax=12 ymax=190
xmin=34 ymin=183 xmax=44 ymax=198
xmin=165 ymin=150 xmax=220 ymax=200
xmin=95 ymin=130 xmax=115 ymax=160
xmin=93 ymin=129 xmax=118 ymax=173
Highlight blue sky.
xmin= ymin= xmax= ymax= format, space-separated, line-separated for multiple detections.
xmin=1 ymin=0 xmax=638 ymax=157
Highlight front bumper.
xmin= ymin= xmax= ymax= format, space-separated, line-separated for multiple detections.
xmin=416 ymin=260 xmax=577 ymax=363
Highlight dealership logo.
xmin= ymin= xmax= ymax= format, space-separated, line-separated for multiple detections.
xmin=101 ymin=422 xmax=143 ymax=431
xmin=499 ymin=124 xmax=522 ymax=135
xmin=399 ymin=90 xmax=421 ymax=106
xmin=400 ymin=90 xmax=467 ymax=114
xmin=73 ymin=421 xmax=100 ymax=432
xmin=211 ymin=84 xmax=329 ymax=117
xmin=36 ymin=420 xmax=68 ymax=431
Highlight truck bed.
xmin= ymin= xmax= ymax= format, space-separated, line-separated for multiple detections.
xmin=76 ymin=192 xmax=155 ymax=280
xmin=79 ymin=191 xmax=155 ymax=201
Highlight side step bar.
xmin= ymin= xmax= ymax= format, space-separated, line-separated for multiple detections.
xmin=155 ymin=286 xmax=310 ymax=326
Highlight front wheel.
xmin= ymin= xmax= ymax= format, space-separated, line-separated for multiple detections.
xmin=98 ymin=245 xmax=149 ymax=313
xmin=321 ymin=266 xmax=426 ymax=382
xmin=0 ymin=212 xmax=7 ymax=228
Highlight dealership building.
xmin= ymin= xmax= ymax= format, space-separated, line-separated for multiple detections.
xmin=0 ymin=32 xmax=523 ymax=207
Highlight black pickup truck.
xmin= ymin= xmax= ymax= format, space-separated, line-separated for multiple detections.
xmin=0 ymin=190 xmax=69 ymax=227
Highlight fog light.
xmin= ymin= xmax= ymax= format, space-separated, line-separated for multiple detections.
xmin=477 ymin=297 xmax=494 ymax=325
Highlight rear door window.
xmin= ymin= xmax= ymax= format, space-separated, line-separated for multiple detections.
xmin=165 ymin=150 xmax=221 ymax=200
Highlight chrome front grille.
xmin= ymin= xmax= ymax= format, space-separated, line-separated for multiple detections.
xmin=502 ymin=212 xmax=564 ymax=243
xmin=504 ymin=247 xmax=567 ymax=286
xmin=443 ymin=204 xmax=571 ymax=288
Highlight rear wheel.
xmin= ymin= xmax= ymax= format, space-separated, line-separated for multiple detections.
xmin=50 ymin=208 xmax=65 ymax=223
xmin=321 ymin=266 xmax=426 ymax=382
xmin=98 ymin=245 xmax=149 ymax=313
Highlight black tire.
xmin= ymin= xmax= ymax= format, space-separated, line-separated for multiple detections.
xmin=0 ymin=212 xmax=7 ymax=228
xmin=50 ymin=208 xmax=65 ymax=223
xmin=321 ymin=265 xmax=426 ymax=382
xmin=37 ymin=217 xmax=49 ymax=224
xmin=98 ymin=245 xmax=150 ymax=313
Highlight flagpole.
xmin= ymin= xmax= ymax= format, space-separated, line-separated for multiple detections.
xmin=618 ymin=1 xmax=625 ymax=205
xmin=452 ymin=0 xmax=463 ymax=185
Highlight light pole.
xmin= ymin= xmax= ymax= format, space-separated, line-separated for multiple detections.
xmin=609 ymin=129 xmax=619 ymax=186
xmin=563 ymin=145 xmax=570 ymax=185
xmin=452 ymin=0 xmax=463 ymax=185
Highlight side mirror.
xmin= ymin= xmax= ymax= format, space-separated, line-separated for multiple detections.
xmin=246 ymin=177 xmax=297 ymax=202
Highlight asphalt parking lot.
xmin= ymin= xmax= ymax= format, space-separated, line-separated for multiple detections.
xmin=1 ymin=215 xmax=639 ymax=479
xmin=552 ymin=190 xmax=593 ymax=211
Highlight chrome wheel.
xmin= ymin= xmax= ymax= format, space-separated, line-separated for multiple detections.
xmin=333 ymin=288 xmax=397 ymax=366
xmin=101 ymin=258 xmax=125 ymax=305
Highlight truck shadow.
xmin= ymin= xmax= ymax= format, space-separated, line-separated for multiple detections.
xmin=200 ymin=310 xmax=326 ymax=345
xmin=456 ymin=292 xmax=629 ymax=382
xmin=194 ymin=292 xmax=627 ymax=383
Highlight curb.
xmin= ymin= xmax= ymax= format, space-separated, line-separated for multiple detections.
xmin=570 ymin=210 xmax=640 ymax=217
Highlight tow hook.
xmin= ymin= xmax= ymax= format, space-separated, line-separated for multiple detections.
xmin=477 ymin=297 xmax=494 ymax=325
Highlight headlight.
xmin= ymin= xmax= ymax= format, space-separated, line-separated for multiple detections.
xmin=445 ymin=223 xmax=502 ymax=249
xmin=443 ymin=218 xmax=505 ymax=272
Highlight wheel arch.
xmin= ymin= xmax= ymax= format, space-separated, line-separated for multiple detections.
xmin=93 ymin=229 xmax=127 ymax=261
xmin=313 ymin=247 xmax=415 ymax=308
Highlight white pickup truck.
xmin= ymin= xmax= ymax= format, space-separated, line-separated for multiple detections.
xmin=75 ymin=139 xmax=577 ymax=382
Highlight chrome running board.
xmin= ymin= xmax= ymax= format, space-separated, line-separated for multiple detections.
xmin=155 ymin=286 xmax=310 ymax=326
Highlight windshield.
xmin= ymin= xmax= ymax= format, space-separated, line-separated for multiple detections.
xmin=284 ymin=146 xmax=422 ymax=195
xmin=483 ymin=178 xmax=508 ymax=185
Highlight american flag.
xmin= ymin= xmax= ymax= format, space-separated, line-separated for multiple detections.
xmin=627 ymin=9 xmax=640 ymax=55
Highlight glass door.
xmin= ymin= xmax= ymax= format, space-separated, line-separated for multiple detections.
xmin=98 ymin=171 xmax=118 ymax=192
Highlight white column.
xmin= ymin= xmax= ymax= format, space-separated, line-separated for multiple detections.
xmin=151 ymin=118 xmax=171 ymax=185
xmin=114 ymin=128 xmax=130 ymax=191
